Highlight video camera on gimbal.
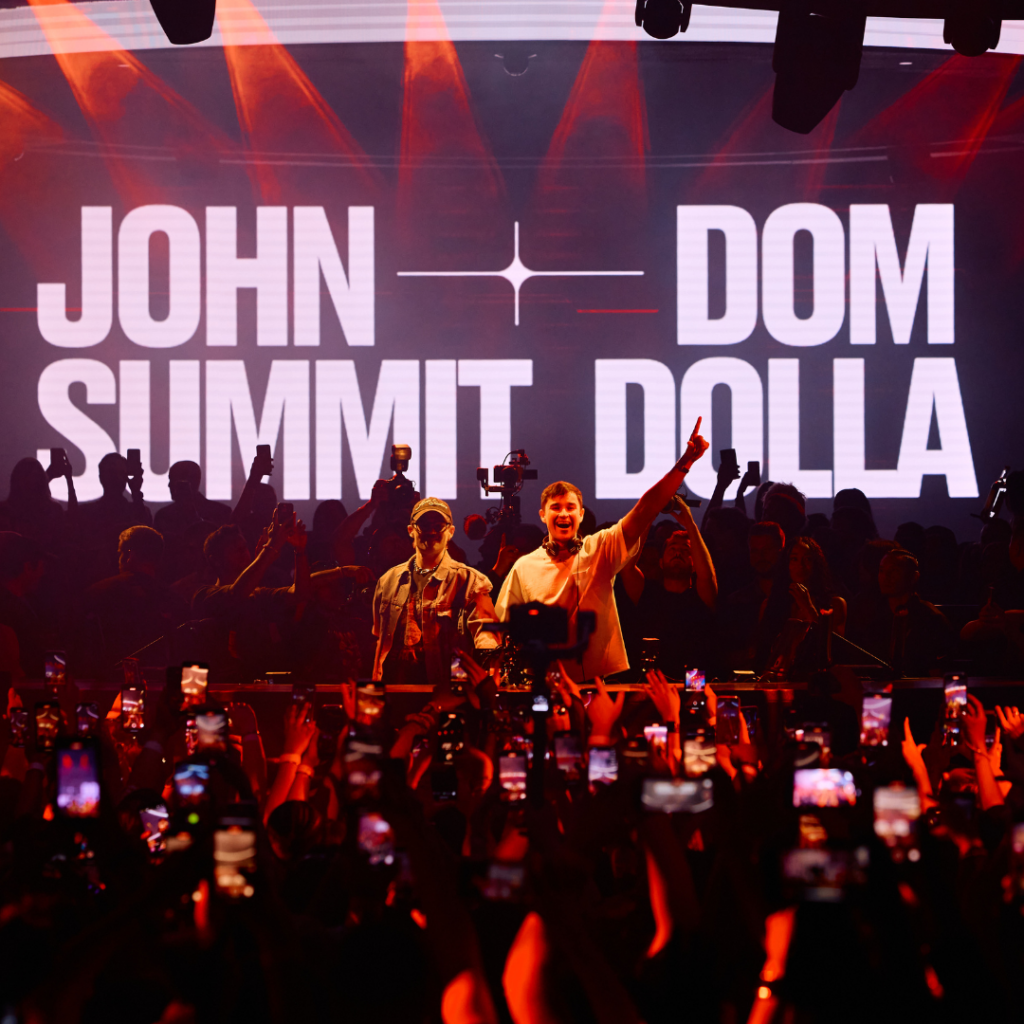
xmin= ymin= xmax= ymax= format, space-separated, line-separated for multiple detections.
xmin=482 ymin=601 xmax=596 ymax=806
xmin=378 ymin=444 xmax=418 ymax=526
xmin=477 ymin=450 xmax=537 ymax=529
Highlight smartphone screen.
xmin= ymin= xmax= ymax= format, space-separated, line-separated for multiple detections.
xmin=10 ymin=708 xmax=29 ymax=747
xmin=121 ymin=686 xmax=145 ymax=734
xmin=499 ymin=753 xmax=528 ymax=800
xmin=195 ymin=708 xmax=229 ymax=750
xmin=74 ymin=702 xmax=99 ymax=737
xmin=793 ymin=768 xmax=857 ymax=808
xmin=450 ymin=654 xmax=469 ymax=688
xmin=717 ymin=695 xmax=740 ymax=745
xmin=873 ymin=785 xmax=921 ymax=853
xmin=44 ymin=650 xmax=67 ymax=689
xmin=214 ymin=825 xmax=257 ymax=898
xmin=640 ymin=637 xmax=661 ymax=671
xmin=783 ymin=847 xmax=869 ymax=900
xmin=554 ymin=733 xmax=583 ymax=778
xmin=684 ymin=667 xmax=706 ymax=692
xmin=356 ymin=688 xmax=386 ymax=727
xmin=430 ymin=765 xmax=458 ymax=802
xmin=55 ymin=740 xmax=100 ymax=818
xmin=436 ymin=712 xmax=465 ymax=762
xmin=740 ymin=705 xmax=758 ymax=737
xmin=944 ymin=678 xmax=967 ymax=712
xmin=357 ymin=812 xmax=395 ymax=866
xmin=683 ymin=736 xmax=716 ymax=776
xmin=860 ymin=695 xmax=893 ymax=747
xmin=482 ymin=861 xmax=525 ymax=901
xmin=641 ymin=777 xmax=714 ymax=814
xmin=140 ymin=804 xmax=169 ymax=855
xmin=644 ymin=723 xmax=668 ymax=758
xmin=180 ymin=663 xmax=208 ymax=708
xmin=34 ymin=701 xmax=61 ymax=751
xmin=1011 ymin=823 xmax=1024 ymax=898
xmin=588 ymin=746 xmax=618 ymax=788
xmin=173 ymin=762 xmax=210 ymax=805
xmin=291 ymin=681 xmax=316 ymax=720
xmin=122 ymin=657 xmax=142 ymax=689
xmin=184 ymin=715 xmax=198 ymax=755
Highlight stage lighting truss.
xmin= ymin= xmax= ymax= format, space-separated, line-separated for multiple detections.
xmin=149 ymin=0 xmax=216 ymax=44
xmin=635 ymin=0 xmax=693 ymax=40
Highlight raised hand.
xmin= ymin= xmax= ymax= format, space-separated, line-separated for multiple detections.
xmin=643 ymin=669 xmax=680 ymax=725
xmin=286 ymin=518 xmax=308 ymax=552
xmin=680 ymin=416 xmax=710 ymax=470
xmin=587 ymin=676 xmax=625 ymax=741
xmin=996 ymin=705 xmax=1024 ymax=741
xmin=963 ymin=694 xmax=988 ymax=753
xmin=251 ymin=447 xmax=274 ymax=479
xmin=281 ymin=701 xmax=316 ymax=757
xmin=900 ymin=717 xmax=927 ymax=776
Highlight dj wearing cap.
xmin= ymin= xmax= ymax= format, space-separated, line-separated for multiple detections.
xmin=371 ymin=497 xmax=500 ymax=689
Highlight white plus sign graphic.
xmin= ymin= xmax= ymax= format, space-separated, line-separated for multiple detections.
xmin=397 ymin=222 xmax=643 ymax=325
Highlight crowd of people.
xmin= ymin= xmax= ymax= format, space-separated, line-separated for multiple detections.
xmin=1 ymin=439 xmax=1024 ymax=1024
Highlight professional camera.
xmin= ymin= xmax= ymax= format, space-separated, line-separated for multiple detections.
xmin=477 ymin=450 xmax=538 ymax=528
xmin=378 ymin=444 xmax=418 ymax=525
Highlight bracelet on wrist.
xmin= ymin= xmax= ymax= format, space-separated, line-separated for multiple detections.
xmin=278 ymin=753 xmax=302 ymax=764
xmin=296 ymin=763 xmax=315 ymax=776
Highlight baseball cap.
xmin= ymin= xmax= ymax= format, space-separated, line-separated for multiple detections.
xmin=410 ymin=497 xmax=453 ymax=525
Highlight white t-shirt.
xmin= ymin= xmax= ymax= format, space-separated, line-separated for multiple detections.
xmin=495 ymin=521 xmax=637 ymax=682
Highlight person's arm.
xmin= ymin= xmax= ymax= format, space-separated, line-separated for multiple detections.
xmin=230 ymin=449 xmax=274 ymax=525
xmin=670 ymin=502 xmax=717 ymax=610
xmin=964 ymin=695 xmax=1005 ymax=810
xmin=585 ymin=676 xmax=625 ymax=747
xmin=287 ymin=518 xmax=310 ymax=611
xmin=263 ymin=702 xmax=316 ymax=823
xmin=47 ymin=453 xmax=78 ymax=516
xmin=900 ymin=717 xmax=938 ymax=812
xmin=330 ymin=479 xmax=387 ymax=565
xmin=221 ymin=510 xmax=291 ymax=601
xmin=701 ymin=459 xmax=741 ymax=529
xmin=643 ymin=669 xmax=681 ymax=771
xmin=619 ymin=528 xmax=648 ymax=606
xmin=622 ymin=417 xmax=709 ymax=551
xmin=286 ymin=725 xmax=319 ymax=803
xmin=126 ymin=465 xmax=150 ymax=521
xmin=465 ymin=578 xmax=501 ymax=652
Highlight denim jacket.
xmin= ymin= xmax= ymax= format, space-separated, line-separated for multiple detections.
xmin=371 ymin=551 xmax=499 ymax=685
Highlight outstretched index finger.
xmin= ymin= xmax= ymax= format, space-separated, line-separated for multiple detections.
xmin=690 ymin=416 xmax=702 ymax=442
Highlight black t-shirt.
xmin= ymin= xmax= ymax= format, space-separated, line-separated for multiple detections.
xmin=85 ymin=571 xmax=188 ymax=661
xmin=635 ymin=582 xmax=716 ymax=679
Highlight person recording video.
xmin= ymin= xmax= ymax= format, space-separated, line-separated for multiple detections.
xmin=372 ymin=497 xmax=499 ymax=689
xmin=495 ymin=418 xmax=710 ymax=682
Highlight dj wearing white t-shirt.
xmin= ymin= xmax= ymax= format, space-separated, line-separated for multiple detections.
xmin=495 ymin=418 xmax=710 ymax=682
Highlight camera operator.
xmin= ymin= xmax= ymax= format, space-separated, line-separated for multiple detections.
xmin=372 ymin=498 xmax=499 ymax=689
xmin=495 ymin=418 xmax=709 ymax=682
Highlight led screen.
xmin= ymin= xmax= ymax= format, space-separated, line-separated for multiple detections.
xmin=0 ymin=40 xmax=1020 ymax=538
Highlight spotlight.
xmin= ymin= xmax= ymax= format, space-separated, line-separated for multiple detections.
xmin=771 ymin=3 xmax=866 ymax=134
xmin=149 ymin=0 xmax=216 ymax=44
xmin=635 ymin=0 xmax=692 ymax=40
xmin=943 ymin=0 xmax=1001 ymax=56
